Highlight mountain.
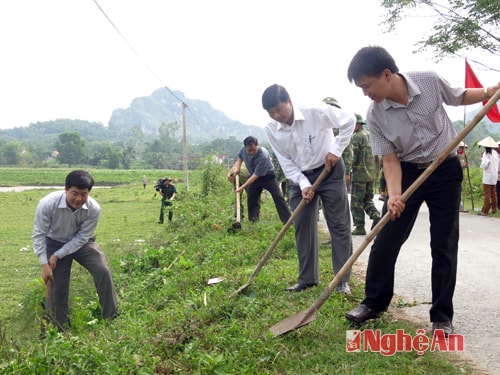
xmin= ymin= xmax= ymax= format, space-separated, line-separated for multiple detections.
xmin=0 ymin=88 xmax=267 ymax=146
xmin=107 ymin=88 xmax=267 ymax=143
xmin=0 ymin=119 xmax=108 ymax=148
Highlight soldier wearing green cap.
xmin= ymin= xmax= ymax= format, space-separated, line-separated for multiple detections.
xmin=343 ymin=114 xmax=381 ymax=235
xmin=322 ymin=96 xmax=341 ymax=109
xmin=158 ymin=176 xmax=177 ymax=223
xmin=323 ymin=97 xmax=342 ymax=137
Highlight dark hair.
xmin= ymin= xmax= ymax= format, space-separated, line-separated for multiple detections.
xmin=262 ymin=84 xmax=290 ymax=110
xmin=243 ymin=136 xmax=258 ymax=147
xmin=65 ymin=170 xmax=94 ymax=191
xmin=347 ymin=46 xmax=399 ymax=83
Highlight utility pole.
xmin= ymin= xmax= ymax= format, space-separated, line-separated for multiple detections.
xmin=182 ymin=102 xmax=189 ymax=191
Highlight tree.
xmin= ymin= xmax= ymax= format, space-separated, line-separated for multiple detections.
xmin=87 ymin=142 xmax=109 ymax=166
xmin=145 ymin=152 xmax=169 ymax=169
xmin=128 ymin=125 xmax=145 ymax=159
xmin=158 ymin=121 xmax=180 ymax=154
xmin=121 ymin=145 xmax=135 ymax=169
xmin=55 ymin=132 xmax=86 ymax=167
xmin=381 ymin=0 xmax=500 ymax=70
xmin=105 ymin=146 xmax=122 ymax=169
xmin=0 ymin=141 xmax=22 ymax=165
xmin=197 ymin=137 xmax=242 ymax=167
xmin=27 ymin=144 xmax=53 ymax=164
xmin=199 ymin=155 xmax=227 ymax=197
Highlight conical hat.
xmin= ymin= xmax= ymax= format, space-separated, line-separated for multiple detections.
xmin=478 ymin=136 xmax=498 ymax=148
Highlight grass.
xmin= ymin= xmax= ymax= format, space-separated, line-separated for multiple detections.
xmin=0 ymin=167 xmax=483 ymax=374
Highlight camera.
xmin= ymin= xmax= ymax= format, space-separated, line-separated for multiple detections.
xmin=154 ymin=178 xmax=166 ymax=192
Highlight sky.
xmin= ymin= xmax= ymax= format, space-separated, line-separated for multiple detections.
xmin=0 ymin=0 xmax=497 ymax=131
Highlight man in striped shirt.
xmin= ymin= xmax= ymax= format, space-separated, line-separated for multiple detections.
xmin=344 ymin=45 xmax=499 ymax=337
xmin=33 ymin=170 xmax=118 ymax=329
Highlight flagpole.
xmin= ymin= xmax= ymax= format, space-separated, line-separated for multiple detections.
xmin=463 ymin=58 xmax=475 ymax=212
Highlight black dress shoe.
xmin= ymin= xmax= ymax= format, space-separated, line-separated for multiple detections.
xmin=285 ymin=283 xmax=317 ymax=292
xmin=345 ymin=304 xmax=383 ymax=324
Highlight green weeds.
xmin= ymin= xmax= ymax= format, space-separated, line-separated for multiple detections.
xmin=0 ymin=167 xmax=478 ymax=374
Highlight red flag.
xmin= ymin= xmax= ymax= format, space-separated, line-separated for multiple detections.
xmin=465 ymin=59 xmax=500 ymax=122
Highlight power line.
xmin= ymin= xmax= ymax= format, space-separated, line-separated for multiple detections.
xmin=92 ymin=0 xmax=185 ymax=104
xmin=92 ymin=0 xmax=220 ymax=140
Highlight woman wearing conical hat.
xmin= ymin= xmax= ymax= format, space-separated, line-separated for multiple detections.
xmin=478 ymin=136 xmax=499 ymax=216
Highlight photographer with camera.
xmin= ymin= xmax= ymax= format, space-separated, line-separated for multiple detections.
xmin=156 ymin=177 xmax=177 ymax=223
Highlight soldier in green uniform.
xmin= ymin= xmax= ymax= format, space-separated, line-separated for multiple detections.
xmin=323 ymin=97 xmax=342 ymax=137
xmin=343 ymin=114 xmax=381 ymax=235
xmin=323 ymin=97 xmax=353 ymax=190
xmin=158 ymin=177 xmax=177 ymax=223
xmin=320 ymin=97 xmax=354 ymax=246
xmin=271 ymin=152 xmax=288 ymax=202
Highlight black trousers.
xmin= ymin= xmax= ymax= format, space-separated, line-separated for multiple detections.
xmin=363 ymin=156 xmax=462 ymax=322
xmin=246 ymin=173 xmax=291 ymax=224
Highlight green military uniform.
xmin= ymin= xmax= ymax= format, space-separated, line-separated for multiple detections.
xmin=159 ymin=177 xmax=177 ymax=223
xmin=343 ymin=114 xmax=381 ymax=234
xmin=271 ymin=152 xmax=288 ymax=202
xmin=323 ymin=97 xmax=342 ymax=138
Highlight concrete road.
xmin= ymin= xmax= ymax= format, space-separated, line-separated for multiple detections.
xmin=320 ymin=196 xmax=499 ymax=374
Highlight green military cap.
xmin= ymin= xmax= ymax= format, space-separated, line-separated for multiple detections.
xmin=323 ymin=97 xmax=341 ymax=109
xmin=355 ymin=113 xmax=366 ymax=125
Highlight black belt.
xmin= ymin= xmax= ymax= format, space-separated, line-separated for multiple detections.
xmin=301 ymin=164 xmax=325 ymax=175
xmin=401 ymin=154 xmax=456 ymax=170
